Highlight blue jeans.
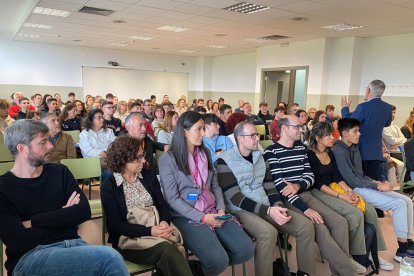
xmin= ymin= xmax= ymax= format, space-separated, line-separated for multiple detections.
xmin=173 ymin=217 xmax=254 ymax=276
xmin=355 ymin=188 xmax=414 ymax=239
xmin=13 ymin=239 xmax=129 ymax=276
xmin=411 ymin=171 xmax=414 ymax=182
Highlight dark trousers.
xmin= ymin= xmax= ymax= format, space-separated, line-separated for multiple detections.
xmin=118 ymin=241 xmax=192 ymax=276
xmin=362 ymin=160 xmax=382 ymax=181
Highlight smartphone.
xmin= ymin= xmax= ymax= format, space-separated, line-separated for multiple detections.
xmin=215 ymin=214 xmax=232 ymax=221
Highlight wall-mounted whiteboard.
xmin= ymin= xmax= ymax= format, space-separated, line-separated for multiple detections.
xmin=82 ymin=66 xmax=189 ymax=103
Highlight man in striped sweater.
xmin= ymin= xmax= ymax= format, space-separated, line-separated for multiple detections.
xmin=216 ymin=121 xmax=314 ymax=276
xmin=264 ymin=115 xmax=359 ymax=276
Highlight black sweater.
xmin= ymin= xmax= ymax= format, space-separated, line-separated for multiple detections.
xmin=0 ymin=163 xmax=91 ymax=275
xmin=307 ymin=150 xmax=344 ymax=190
xmin=100 ymin=170 xmax=171 ymax=249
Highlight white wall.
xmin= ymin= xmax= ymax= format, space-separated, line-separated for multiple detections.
xmin=0 ymin=39 xmax=197 ymax=98
xmin=210 ymin=52 xmax=256 ymax=93
xmin=360 ymin=32 xmax=414 ymax=97
xmin=256 ymin=39 xmax=327 ymax=95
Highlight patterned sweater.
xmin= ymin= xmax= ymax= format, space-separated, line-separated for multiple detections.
xmin=264 ymin=141 xmax=314 ymax=212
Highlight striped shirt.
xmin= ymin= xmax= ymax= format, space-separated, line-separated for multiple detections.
xmin=264 ymin=141 xmax=314 ymax=212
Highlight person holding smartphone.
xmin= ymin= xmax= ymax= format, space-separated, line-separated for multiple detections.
xmin=159 ymin=111 xmax=254 ymax=276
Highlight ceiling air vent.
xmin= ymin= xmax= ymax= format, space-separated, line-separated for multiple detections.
xmin=78 ymin=6 xmax=115 ymax=16
xmin=259 ymin=35 xmax=290 ymax=41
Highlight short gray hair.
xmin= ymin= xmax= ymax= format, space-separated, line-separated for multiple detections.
xmin=4 ymin=119 xmax=49 ymax=157
xmin=125 ymin=112 xmax=145 ymax=128
xmin=234 ymin=121 xmax=255 ymax=146
xmin=40 ymin=112 xmax=57 ymax=124
xmin=368 ymin=80 xmax=386 ymax=97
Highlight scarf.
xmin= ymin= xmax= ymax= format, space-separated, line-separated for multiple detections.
xmin=188 ymin=147 xmax=216 ymax=213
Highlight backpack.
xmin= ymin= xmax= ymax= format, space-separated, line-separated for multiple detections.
xmin=352 ymin=223 xmax=379 ymax=276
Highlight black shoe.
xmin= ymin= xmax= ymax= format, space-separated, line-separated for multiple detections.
xmin=188 ymin=260 xmax=204 ymax=276
xmin=277 ymin=233 xmax=292 ymax=251
xmin=376 ymin=208 xmax=384 ymax=218
xmin=297 ymin=270 xmax=309 ymax=276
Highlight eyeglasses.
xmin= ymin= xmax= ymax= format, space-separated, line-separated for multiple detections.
xmin=286 ymin=124 xmax=304 ymax=130
xmin=104 ymin=106 xmax=115 ymax=109
xmin=240 ymin=132 xmax=259 ymax=139
xmin=94 ymin=116 xmax=104 ymax=120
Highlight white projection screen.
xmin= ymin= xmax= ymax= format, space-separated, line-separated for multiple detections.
xmin=82 ymin=66 xmax=189 ymax=103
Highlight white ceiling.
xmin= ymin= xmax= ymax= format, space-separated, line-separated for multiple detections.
xmin=3 ymin=0 xmax=414 ymax=56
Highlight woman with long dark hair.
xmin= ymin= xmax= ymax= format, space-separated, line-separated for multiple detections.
xmin=158 ymin=111 xmax=253 ymax=276
xmin=59 ymin=103 xmax=81 ymax=131
xmin=40 ymin=94 xmax=52 ymax=113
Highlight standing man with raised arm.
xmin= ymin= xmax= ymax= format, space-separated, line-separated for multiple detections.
xmin=341 ymin=80 xmax=392 ymax=181
xmin=0 ymin=119 xmax=128 ymax=276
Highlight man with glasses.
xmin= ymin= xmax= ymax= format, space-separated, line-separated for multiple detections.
xmin=124 ymin=112 xmax=166 ymax=174
xmin=102 ymin=100 xmax=122 ymax=136
xmin=264 ymin=115 xmax=359 ymax=276
xmin=217 ymin=121 xmax=315 ymax=276
xmin=142 ymin=99 xmax=154 ymax=123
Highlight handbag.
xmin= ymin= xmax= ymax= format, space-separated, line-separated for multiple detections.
xmin=118 ymin=206 xmax=183 ymax=250
xmin=329 ymin=182 xmax=366 ymax=214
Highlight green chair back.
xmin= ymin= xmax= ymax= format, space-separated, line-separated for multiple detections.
xmin=63 ymin=130 xmax=80 ymax=144
xmin=255 ymin=125 xmax=266 ymax=136
xmin=61 ymin=157 xmax=101 ymax=179
xmin=0 ymin=132 xmax=4 ymax=144
xmin=61 ymin=157 xmax=102 ymax=199
xmin=259 ymin=140 xmax=273 ymax=150
xmin=0 ymin=162 xmax=14 ymax=176
xmin=0 ymin=145 xmax=13 ymax=162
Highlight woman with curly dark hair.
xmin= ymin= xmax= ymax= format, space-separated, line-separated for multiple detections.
xmin=101 ymin=136 xmax=192 ymax=276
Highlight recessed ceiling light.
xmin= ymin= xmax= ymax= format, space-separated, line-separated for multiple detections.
xmin=18 ymin=33 xmax=40 ymax=39
xmin=245 ymin=38 xmax=270 ymax=43
xmin=321 ymin=23 xmax=363 ymax=31
xmin=23 ymin=22 xmax=52 ymax=29
xmin=129 ymin=35 xmax=152 ymax=41
xmin=207 ymin=45 xmax=229 ymax=49
xmin=224 ymin=2 xmax=270 ymax=14
xmin=158 ymin=25 xmax=189 ymax=32
xmin=32 ymin=7 xmax=71 ymax=17
xmin=179 ymin=50 xmax=195 ymax=53
xmin=109 ymin=42 xmax=129 ymax=47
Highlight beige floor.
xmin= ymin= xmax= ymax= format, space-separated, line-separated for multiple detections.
xmin=0 ymin=186 xmax=405 ymax=276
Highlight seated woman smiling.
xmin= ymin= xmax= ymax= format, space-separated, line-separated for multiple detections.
xmin=101 ymin=135 xmax=191 ymax=276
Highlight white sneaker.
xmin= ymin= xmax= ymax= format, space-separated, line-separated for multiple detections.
xmin=369 ymin=254 xmax=394 ymax=271
xmin=349 ymin=258 xmax=367 ymax=274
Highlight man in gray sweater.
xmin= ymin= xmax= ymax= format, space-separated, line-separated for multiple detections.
xmin=332 ymin=118 xmax=414 ymax=262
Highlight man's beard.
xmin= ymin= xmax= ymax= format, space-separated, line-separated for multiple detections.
xmin=27 ymin=152 xmax=47 ymax=167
